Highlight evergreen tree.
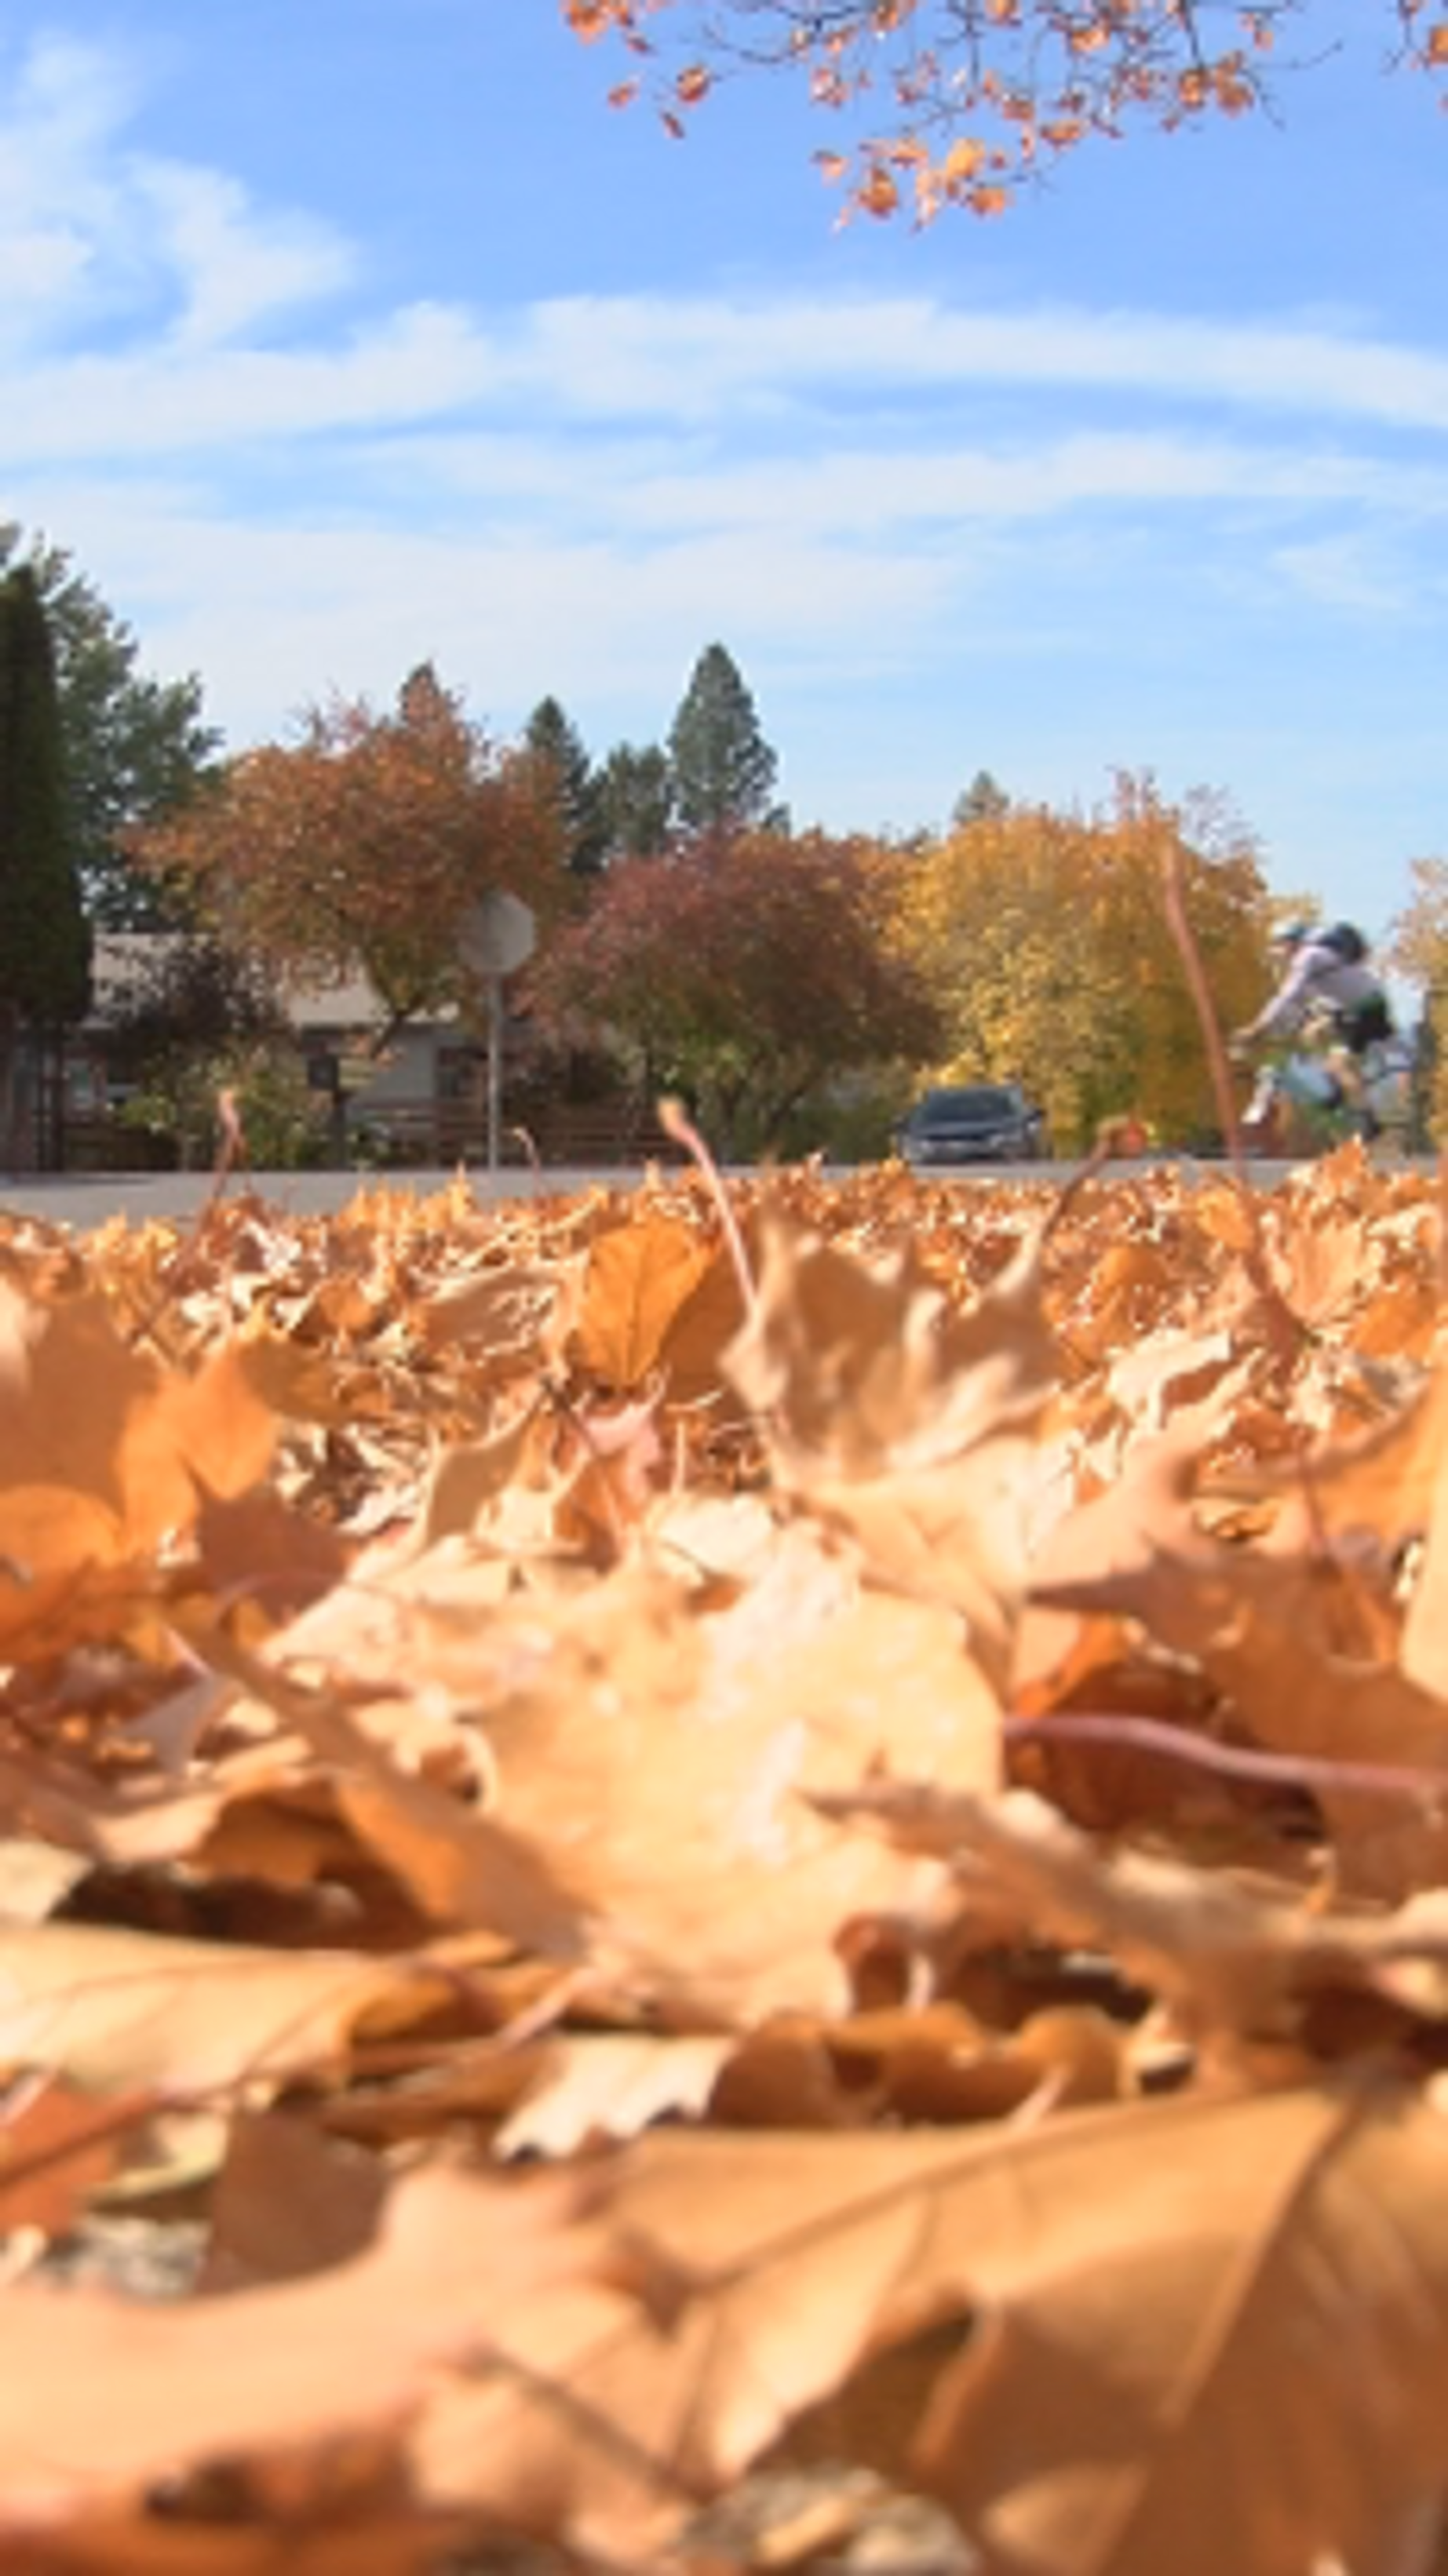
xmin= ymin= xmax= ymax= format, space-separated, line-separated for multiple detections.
xmin=0 ymin=567 xmax=92 ymax=1027
xmin=667 ymin=643 xmax=781 ymax=833
xmin=950 ymin=769 xmax=1010 ymax=829
xmin=0 ymin=526 xmax=218 ymax=931
xmin=524 ymin=696 xmax=609 ymax=875
xmin=0 ymin=567 xmax=92 ymax=1165
xmin=599 ymin=740 xmax=675 ymax=858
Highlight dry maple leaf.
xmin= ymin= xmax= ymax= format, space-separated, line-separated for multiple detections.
xmin=401 ymin=2082 xmax=1448 ymax=2576
xmin=0 ymin=2155 xmax=592 ymax=2529
xmin=0 ymin=2071 xmax=151 ymax=2237
xmin=723 ymin=1216 xmax=1061 ymax=1691
xmin=0 ymin=1918 xmax=484 ymax=2097
xmin=195 ymin=1623 xmax=598 ymax=1960
xmin=203 ymin=1503 xmax=995 ymax=2020
xmin=724 ymin=1215 xmax=1056 ymax=1480
xmin=0 ymin=1280 xmax=279 ymax=1576
xmin=574 ymin=1211 xmax=714 ymax=1389
xmin=1026 ymin=1426 xmax=1448 ymax=1893
xmin=472 ymin=1536 xmax=1000 ymax=2020
xmin=414 ymin=1255 xmax=569 ymax=1361
xmin=811 ymin=1780 xmax=1448 ymax=2057
xmin=199 ymin=2108 xmax=388 ymax=2291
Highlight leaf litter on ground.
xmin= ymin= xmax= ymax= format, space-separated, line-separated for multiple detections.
xmin=4 ymin=1148 xmax=1448 ymax=2568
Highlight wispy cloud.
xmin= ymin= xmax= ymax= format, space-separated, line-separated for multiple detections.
xmin=513 ymin=294 xmax=1448 ymax=435
xmin=2 ymin=305 xmax=496 ymax=462
xmin=0 ymin=29 xmax=351 ymax=359
xmin=10 ymin=276 xmax=1448 ymax=464
xmin=130 ymin=160 xmax=354 ymax=348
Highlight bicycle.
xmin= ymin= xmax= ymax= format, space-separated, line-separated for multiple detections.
xmin=1235 ymin=1024 xmax=1415 ymax=1157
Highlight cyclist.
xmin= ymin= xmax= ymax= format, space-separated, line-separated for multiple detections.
xmin=1231 ymin=921 xmax=1398 ymax=1142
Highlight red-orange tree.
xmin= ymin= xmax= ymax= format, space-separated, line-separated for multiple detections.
xmin=132 ymin=667 xmax=566 ymax=1033
xmin=568 ymin=2 xmax=1444 ymax=220
xmin=530 ymin=826 xmax=942 ymax=1153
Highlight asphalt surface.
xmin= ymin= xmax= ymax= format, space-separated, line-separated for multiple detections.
xmin=0 ymin=1155 xmax=1333 ymax=1232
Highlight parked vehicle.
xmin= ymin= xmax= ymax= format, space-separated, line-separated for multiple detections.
xmin=897 ymin=1082 xmax=1050 ymax=1167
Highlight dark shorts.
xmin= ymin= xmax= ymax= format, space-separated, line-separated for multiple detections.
xmin=1338 ymin=993 xmax=1393 ymax=1054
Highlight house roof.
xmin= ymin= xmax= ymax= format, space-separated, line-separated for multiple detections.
xmin=86 ymin=935 xmax=431 ymax=1035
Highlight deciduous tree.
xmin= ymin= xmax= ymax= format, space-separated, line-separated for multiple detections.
xmin=897 ymin=776 xmax=1268 ymax=1147
xmin=567 ymin=2 xmax=1442 ymax=222
xmin=1388 ymin=854 xmax=1448 ymax=1136
xmin=531 ymin=824 xmax=940 ymax=1151
xmin=131 ymin=666 xmax=565 ymax=1037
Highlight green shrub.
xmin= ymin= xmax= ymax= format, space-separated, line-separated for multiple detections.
xmin=122 ymin=1037 xmax=330 ymax=1169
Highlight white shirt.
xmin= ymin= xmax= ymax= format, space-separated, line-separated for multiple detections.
xmin=1249 ymin=938 xmax=1384 ymax=1042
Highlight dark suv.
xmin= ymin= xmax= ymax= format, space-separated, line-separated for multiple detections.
xmin=898 ymin=1082 xmax=1050 ymax=1168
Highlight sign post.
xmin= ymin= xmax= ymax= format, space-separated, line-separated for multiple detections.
xmin=457 ymin=893 xmax=537 ymax=1172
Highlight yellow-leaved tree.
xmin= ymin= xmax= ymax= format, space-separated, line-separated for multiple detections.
xmin=1388 ymin=854 xmax=1447 ymax=1139
xmin=895 ymin=776 xmax=1270 ymax=1150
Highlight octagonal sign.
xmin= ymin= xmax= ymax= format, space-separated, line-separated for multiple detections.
xmin=458 ymin=890 xmax=537 ymax=978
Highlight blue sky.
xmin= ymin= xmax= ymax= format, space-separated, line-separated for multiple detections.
xmin=3 ymin=0 xmax=1446 ymax=944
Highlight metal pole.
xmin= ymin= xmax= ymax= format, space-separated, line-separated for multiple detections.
xmin=487 ymin=972 xmax=502 ymax=1173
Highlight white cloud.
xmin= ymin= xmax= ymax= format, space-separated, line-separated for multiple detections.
xmin=512 ymin=293 xmax=1448 ymax=436
xmin=131 ymin=160 xmax=354 ymax=347
xmin=0 ymin=35 xmax=131 ymax=341
xmin=0 ymin=29 xmax=351 ymax=357
xmin=1270 ymin=534 xmax=1421 ymax=618
xmin=599 ymin=434 xmax=1443 ymax=537
xmin=0 ymin=303 xmax=498 ymax=463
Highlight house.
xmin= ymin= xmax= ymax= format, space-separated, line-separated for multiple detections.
xmin=65 ymin=935 xmax=494 ymax=1164
xmin=65 ymin=936 xmax=671 ymax=1168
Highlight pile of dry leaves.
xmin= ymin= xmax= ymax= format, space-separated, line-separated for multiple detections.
xmin=2 ymin=1142 xmax=1447 ymax=2574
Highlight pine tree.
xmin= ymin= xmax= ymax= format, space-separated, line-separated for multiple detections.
xmin=667 ymin=643 xmax=780 ymax=834
xmin=524 ymin=697 xmax=609 ymax=875
xmin=951 ymin=770 xmax=1010 ymax=829
xmin=599 ymin=741 xmax=675 ymax=858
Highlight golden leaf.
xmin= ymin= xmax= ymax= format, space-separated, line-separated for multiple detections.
xmin=939 ymin=135 xmax=988 ymax=184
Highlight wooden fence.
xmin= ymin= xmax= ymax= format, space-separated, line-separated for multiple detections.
xmin=62 ymin=1095 xmax=683 ymax=1174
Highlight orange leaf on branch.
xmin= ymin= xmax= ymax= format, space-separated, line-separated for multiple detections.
xmin=564 ymin=0 xmax=1330 ymax=213
xmin=856 ymin=159 xmax=901 ymax=213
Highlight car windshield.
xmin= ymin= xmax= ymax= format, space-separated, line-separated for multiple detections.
xmin=915 ymin=1086 xmax=1019 ymax=1122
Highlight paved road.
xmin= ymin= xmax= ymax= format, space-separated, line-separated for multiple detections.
xmin=0 ymin=1156 xmax=1332 ymax=1233
xmin=0 ymin=1166 xmax=636 ymax=1228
